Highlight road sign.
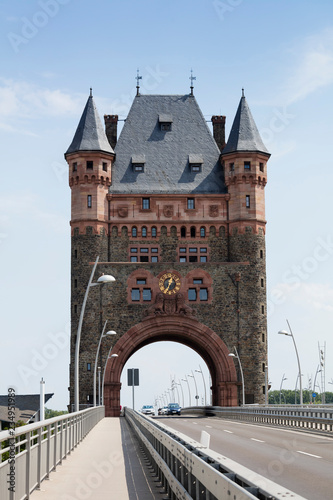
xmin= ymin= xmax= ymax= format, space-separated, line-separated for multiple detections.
xmin=128 ymin=368 xmax=139 ymax=386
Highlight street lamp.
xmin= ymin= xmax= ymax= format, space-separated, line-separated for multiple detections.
xmin=182 ymin=376 xmax=191 ymax=407
xmin=195 ymin=365 xmax=207 ymax=405
xmin=278 ymin=319 xmax=303 ymax=405
xmin=228 ymin=347 xmax=245 ymax=406
xmin=188 ymin=371 xmax=199 ymax=406
xmin=74 ymin=256 xmax=116 ymax=412
xmin=279 ymin=373 xmax=287 ymax=404
xmin=177 ymin=380 xmax=185 ymax=408
xmin=93 ymin=321 xmax=117 ymax=406
xmin=101 ymin=350 xmax=118 ymax=405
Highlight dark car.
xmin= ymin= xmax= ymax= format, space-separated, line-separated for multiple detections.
xmin=167 ymin=403 xmax=181 ymax=415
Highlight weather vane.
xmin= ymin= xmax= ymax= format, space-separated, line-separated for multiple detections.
xmin=136 ymin=69 xmax=142 ymax=96
xmin=189 ymin=69 xmax=196 ymax=96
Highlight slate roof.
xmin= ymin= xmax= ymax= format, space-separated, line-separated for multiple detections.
xmin=65 ymin=94 xmax=114 ymax=156
xmin=223 ymin=95 xmax=269 ymax=155
xmin=0 ymin=393 xmax=54 ymax=426
xmin=110 ymin=94 xmax=226 ymax=194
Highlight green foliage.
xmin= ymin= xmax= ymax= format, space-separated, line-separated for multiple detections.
xmin=268 ymin=390 xmax=333 ymax=405
xmin=45 ymin=407 xmax=68 ymax=419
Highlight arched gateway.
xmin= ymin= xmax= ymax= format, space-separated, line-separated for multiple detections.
xmin=66 ymin=84 xmax=270 ymax=411
xmin=104 ymin=315 xmax=237 ymax=417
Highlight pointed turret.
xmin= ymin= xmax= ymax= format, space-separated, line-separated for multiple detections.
xmin=65 ymin=90 xmax=114 ymax=156
xmin=223 ymin=90 xmax=268 ymax=155
xmin=222 ymin=91 xmax=270 ymax=239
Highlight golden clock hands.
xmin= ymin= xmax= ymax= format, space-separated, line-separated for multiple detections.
xmin=165 ymin=278 xmax=172 ymax=292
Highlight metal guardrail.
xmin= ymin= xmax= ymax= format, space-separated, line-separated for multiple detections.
xmin=0 ymin=406 xmax=104 ymax=500
xmin=125 ymin=408 xmax=306 ymax=500
xmin=181 ymin=405 xmax=333 ymax=434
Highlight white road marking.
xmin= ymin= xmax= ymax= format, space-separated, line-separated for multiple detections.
xmin=223 ymin=430 xmax=233 ymax=434
xmin=192 ymin=422 xmax=198 ymax=425
xmin=297 ymin=451 xmax=322 ymax=459
xmin=205 ymin=425 xmax=212 ymax=428
xmin=251 ymin=438 xmax=265 ymax=443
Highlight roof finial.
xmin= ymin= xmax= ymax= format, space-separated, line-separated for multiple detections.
xmin=90 ymin=87 xmax=93 ymax=97
xmin=189 ymin=69 xmax=196 ymax=96
xmin=136 ymin=69 xmax=142 ymax=96
xmin=242 ymin=88 xmax=245 ymax=98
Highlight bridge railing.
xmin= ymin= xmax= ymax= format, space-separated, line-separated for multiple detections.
xmin=181 ymin=405 xmax=333 ymax=434
xmin=125 ymin=407 xmax=305 ymax=500
xmin=0 ymin=406 xmax=104 ymax=500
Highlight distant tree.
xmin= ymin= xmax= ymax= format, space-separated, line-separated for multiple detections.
xmin=268 ymin=390 xmax=333 ymax=405
xmin=45 ymin=408 xmax=68 ymax=419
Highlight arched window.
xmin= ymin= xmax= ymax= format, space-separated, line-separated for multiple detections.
xmin=151 ymin=226 xmax=157 ymax=238
xmin=132 ymin=226 xmax=137 ymax=237
xmin=142 ymin=226 xmax=147 ymax=237
xmin=181 ymin=226 xmax=186 ymax=238
xmin=190 ymin=226 xmax=196 ymax=238
xmin=200 ymin=227 xmax=205 ymax=238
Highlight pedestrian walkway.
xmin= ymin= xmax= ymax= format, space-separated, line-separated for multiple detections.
xmin=30 ymin=417 xmax=161 ymax=499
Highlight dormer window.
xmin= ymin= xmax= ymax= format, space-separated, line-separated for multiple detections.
xmin=189 ymin=154 xmax=203 ymax=173
xmin=159 ymin=114 xmax=173 ymax=131
xmin=132 ymin=155 xmax=145 ymax=172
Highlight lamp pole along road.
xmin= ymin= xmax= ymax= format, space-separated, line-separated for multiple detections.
xmin=228 ymin=347 xmax=245 ymax=406
xmin=93 ymin=321 xmax=116 ymax=406
xmin=278 ymin=319 xmax=303 ymax=405
xmin=101 ymin=350 xmax=118 ymax=405
xmin=188 ymin=371 xmax=199 ymax=405
xmin=195 ymin=365 xmax=207 ymax=405
xmin=74 ymin=256 xmax=116 ymax=412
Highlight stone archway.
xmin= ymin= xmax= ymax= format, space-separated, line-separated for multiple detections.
xmin=104 ymin=315 xmax=238 ymax=417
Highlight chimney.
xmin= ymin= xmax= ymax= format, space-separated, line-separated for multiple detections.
xmin=211 ymin=115 xmax=226 ymax=152
xmin=104 ymin=114 xmax=118 ymax=149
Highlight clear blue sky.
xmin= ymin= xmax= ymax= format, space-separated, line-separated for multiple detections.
xmin=1 ymin=0 xmax=333 ymax=410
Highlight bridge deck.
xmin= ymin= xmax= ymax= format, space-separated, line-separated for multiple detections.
xmin=30 ymin=417 xmax=160 ymax=499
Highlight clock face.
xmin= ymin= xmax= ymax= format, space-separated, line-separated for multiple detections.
xmin=159 ymin=273 xmax=181 ymax=295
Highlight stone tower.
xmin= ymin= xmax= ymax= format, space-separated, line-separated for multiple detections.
xmin=65 ymin=86 xmax=270 ymax=415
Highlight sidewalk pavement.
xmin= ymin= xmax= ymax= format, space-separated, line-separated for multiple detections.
xmin=30 ymin=417 xmax=160 ymax=500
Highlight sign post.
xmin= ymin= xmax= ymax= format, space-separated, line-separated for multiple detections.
xmin=128 ymin=368 xmax=139 ymax=410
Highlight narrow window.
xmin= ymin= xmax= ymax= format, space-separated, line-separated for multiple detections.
xmin=190 ymin=226 xmax=196 ymax=238
xmin=87 ymin=195 xmax=92 ymax=208
xmin=187 ymin=198 xmax=195 ymax=209
xmin=199 ymin=288 xmax=208 ymax=301
xmin=74 ymin=279 xmax=77 ymax=288
xmin=188 ymin=289 xmax=197 ymax=301
xmin=142 ymin=198 xmax=150 ymax=210
xmin=130 ymin=256 xmax=138 ymax=262
xmin=260 ymin=249 xmax=264 ymax=258
xmin=246 ymin=195 xmax=250 ymax=208
xmin=151 ymin=227 xmax=157 ymax=238
xmin=86 ymin=161 xmax=93 ymax=169
xmin=261 ymin=278 xmax=264 ymax=287
xmin=200 ymin=227 xmax=205 ymax=238
xmin=180 ymin=257 xmax=186 ymax=262
xmin=200 ymin=256 xmax=207 ymax=262
xmin=259 ymin=162 xmax=264 ymax=172
xmin=74 ymin=304 xmax=77 ymax=314
xmin=132 ymin=227 xmax=137 ymax=237
xmin=181 ymin=227 xmax=186 ymax=238
xmin=74 ymin=249 xmax=77 ymax=259
xmin=261 ymin=305 xmax=265 ymax=314
xmin=229 ymin=162 xmax=234 ymax=171
xmin=262 ymin=333 xmax=265 ymax=342
xmin=262 ymin=363 xmax=266 ymax=372
xmin=73 ymin=162 xmax=77 ymax=172
xmin=87 ymin=363 xmax=91 ymax=371
xmin=142 ymin=289 xmax=152 ymax=301
xmin=103 ymin=162 xmax=107 ymax=172
xmin=151 ymin=256 xmax=158 ymax=262
xmin=142 ymin=226 xmax=147 ymax=237
xmin=131 ymin=289 xmax=140 ymax=301
xmin=244 ymin=161 xmax=251 ymax=170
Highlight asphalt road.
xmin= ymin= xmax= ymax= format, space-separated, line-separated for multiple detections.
xmin=155 ymin=416 xmax=333 ymax=500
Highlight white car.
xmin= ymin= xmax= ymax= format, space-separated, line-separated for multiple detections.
xmin=141 ymin=405 xmax=155 ymax=415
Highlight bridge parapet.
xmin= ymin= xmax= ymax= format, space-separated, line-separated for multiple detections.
xmin=0 ymin=406 xmax=104 ymax=500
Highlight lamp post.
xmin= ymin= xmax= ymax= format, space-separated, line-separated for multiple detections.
xmin=171 ymin=379 xmax=180 ymax=405
xmin=182 ymin=376 xmax=191 ymax=407
xmin=278 ymin=320 xmax=303 ymax=405
xmin=177 ymin=380 xmax=185 ymax=408
xmin=93 ymin=321 xmax=117 ymax=406
xmin=279 ymin=374 xmax=287 ymax=404
xmin=195 ymin=365 xmax=207 ymax=405
xmin=228 ymin=346 xmax=245 ymax=406
xmin=313 ymin=365 xmax=322 ymax=403
xmin=74 ymin=255 xmax=116 ymax=412
xmin=188 ymin=371 xmax=199 ymax=406
xmin=101 ymin=349 xmax=118 ymax=405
